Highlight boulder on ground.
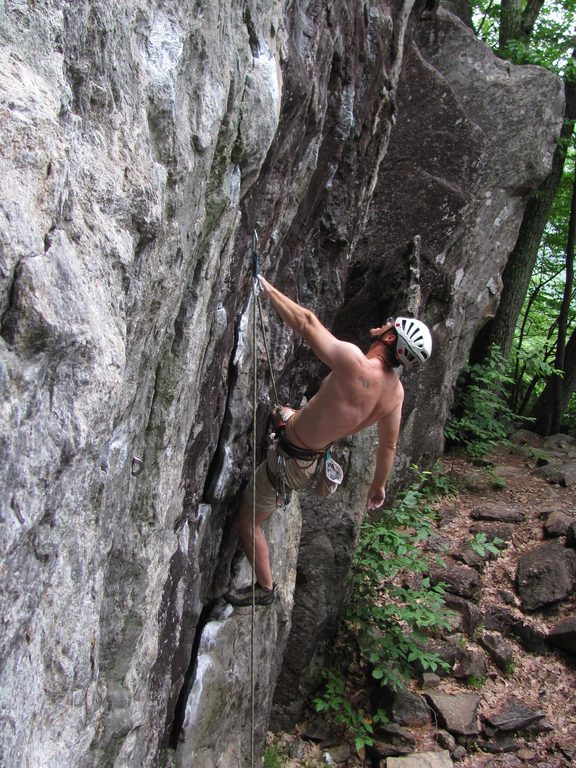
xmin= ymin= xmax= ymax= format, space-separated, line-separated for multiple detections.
xmin=535 ymin=462 xmax=576 ymax=486
xmin=510 ymin=430 xmax=543 ymax=448
xmin=471 ymin=503 xmax=525 ymax=523
xmin=443 ymin=594 xmax=483 ymax=636
xmin=478 ymin=631 xmax=514 ymax=672
xmin=424 ymin=691 xmax=480 ymax=737
xmin=483 ymin=606 xmax=548 ymax=654
xmin=516 ymin=540 xmax=576 ymax=610
xmin=469 ymin=521 xmax=516 ymax=543
xmin=371 ymin=723 xmax=416 ymax=757
xmin=387 ymin=751 xmax=453 ymax=768
xmin=429 ymin=563 xmax=480 ymax=599
xmin=548 ymin=618 xmax=576 ymax=656
xmin=391 ymin=688 xmax=432 ymax=727
xmin=483 ymin=698 xmax=545 ymax=735
xmin=542 ymin=434 xmax=576 ymax=452
xmin=453 ymin=648 xmax=487 ymax=681
xmin=543 ymin=510 xmax=574 ymax=538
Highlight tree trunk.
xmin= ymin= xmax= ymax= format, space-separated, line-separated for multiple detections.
xmin=532 ymin=156 xmax=576 ymax=434
xmin=520 ymin=0 xmax=546 ymax=40
xmin=470 ymin=63 xmax=576 ymax=364
xmin=498 ymin=0 xmax=545 ymax=50
xmin=442 ymin=0 xmax=474 ymax=29
xmin=532 ymin=324 xmax=576 ymax=434
xmin=499 ymin=0 xmax=523 ymax=50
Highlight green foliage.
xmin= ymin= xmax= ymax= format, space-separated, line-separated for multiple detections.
xmin=351 ymin=476 xmax=453 ymax=684
xmin=264 ymin=744 xmax=285 ymax=768
xmin=504 ymin=660 xmax=516 ymax=676
xmin=472 ymin=0 xmax=576 ymax=75
xmin=470 ymin=532 xmax=505 ymax=557
xmin=467 ymin=675 xmax=487 ymax=689
xmin=313 ymin=670 xmax=388 ymax=752
xmin=510 ymin=164 xmax=573 ymax=419
xmin=485 ymin=467 xmax=507 ymax=490
xmin=468 ymin=0 xmax=576 ymax=432
xmin=415 ymin=462 xmax=458 ymax=498
xmin=313 ymin=472 xmax=455 ymax=750
xmin=445 ymin=346 xmax=527 ymax=459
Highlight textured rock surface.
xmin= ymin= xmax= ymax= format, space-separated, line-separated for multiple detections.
xmin=387 ymin=753 xmax=453 ymax=768
xmin=516 ymin=541 xmax=576 ymax=610
xmin=335 ymin=8 xmax=564 ymax=484
xmin=424 ymin=691 xmax=481 ymax=737
xmin=0 ymin=1 xmax=563 ymax=767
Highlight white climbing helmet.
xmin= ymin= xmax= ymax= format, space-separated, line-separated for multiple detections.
xmin=393 ymin=316 xmax=432 ymax=368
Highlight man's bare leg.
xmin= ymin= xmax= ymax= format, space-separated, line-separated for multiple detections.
xmin=233 ymin=489 xmax=274 ymax=589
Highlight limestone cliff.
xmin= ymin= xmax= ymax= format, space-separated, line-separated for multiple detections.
xmin=0 ymin=2 xmax=562 ymax=768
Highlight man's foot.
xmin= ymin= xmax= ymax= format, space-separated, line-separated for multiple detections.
xmin=224 ymin=581 xmax=276 ymax=607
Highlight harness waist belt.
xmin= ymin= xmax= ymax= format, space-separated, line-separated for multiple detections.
xmin=278 ymin=434 xmax=329 ymax=461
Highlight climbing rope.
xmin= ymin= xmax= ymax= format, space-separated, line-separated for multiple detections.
xmin=253 ymin=232 xmax=280 ymax=407
xmin=249 ymin=230 xmax=282 ymax=766
xmin=250 ymin=232 xmax=258 ymax=768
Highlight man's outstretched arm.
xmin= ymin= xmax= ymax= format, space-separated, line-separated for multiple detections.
xmin=258 ymin=276 xmax=363 ymax=371
xmin=365 ymin=404 xmax=402 ymax=510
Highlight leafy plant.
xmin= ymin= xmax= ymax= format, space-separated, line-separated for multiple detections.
xmin=485 ymin=468 xmax=507 ymax=490
xmin=473 ymin=0 xmax=576 ymax=75
xmin=313 ymin=670 xmax=388 ymax=752
xmin=415 ymin=462 xmax=458 ymax=499
xmin=353 ymin=481 xmax=454 ymax=681
xmin=264 ymin=743 xmax=285 ymax=768
xmin=504 ymin=660 xmax=516 ymax=677
xmin=314 ymin=475 xmax=453 ymax=750
xmin=445 ymin=345 xmax=531 ymax=459
xmin=467 ymin=675 xmax=487 ymax=689
xmin=470 ymin=532 xmax=505 ymax=557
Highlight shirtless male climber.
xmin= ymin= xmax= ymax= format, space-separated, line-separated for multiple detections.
xmin=225 ymin=275 xmax=432 ymax=607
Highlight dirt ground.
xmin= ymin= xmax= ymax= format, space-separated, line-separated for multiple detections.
xmin=432 ymin=446 xmax=576 ymax=766
xmin=269 ymin=444 xmax=576 ymax=767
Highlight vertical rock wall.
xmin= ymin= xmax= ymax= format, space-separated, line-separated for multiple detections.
xmin=0 ymin=2 xmax=563 ymax=768
xmin=271 ymin=8 xmax=563 ymax=729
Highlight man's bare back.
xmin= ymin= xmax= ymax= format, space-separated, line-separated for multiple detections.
xmin=284 ymin=360 xmax=404 ymax=451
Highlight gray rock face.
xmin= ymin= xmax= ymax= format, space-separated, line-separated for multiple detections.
xmin=173 ymin=493 xmax=302 ymax=768
xmin=334 ymin=8 xmax=563 ymax=484
xmin=271 ymin=431 xmax=370 ymax=728
xmin=0 ymin=2 xmax=563 ymax=767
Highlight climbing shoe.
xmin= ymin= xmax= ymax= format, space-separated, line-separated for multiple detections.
xmin=224 ymin=581 xmax=276 ymax=607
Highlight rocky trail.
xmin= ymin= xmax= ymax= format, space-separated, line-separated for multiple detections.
xmin=269 ymin=431 xmax=576 ymax=767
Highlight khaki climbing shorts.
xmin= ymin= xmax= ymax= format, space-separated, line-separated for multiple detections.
xmin=247 ymin=440 xmax=320 ymax=518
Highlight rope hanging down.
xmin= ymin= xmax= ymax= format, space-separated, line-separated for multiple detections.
xmin=249 ymin=230 xmax=281 ymax=766
xmin=250 ymin=239 xmax=257 ymax=768
xmin=253 ymin=231 xmax=280 ymax=407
